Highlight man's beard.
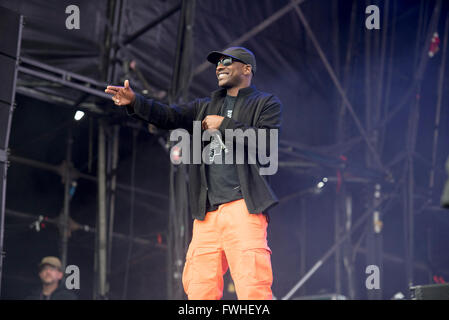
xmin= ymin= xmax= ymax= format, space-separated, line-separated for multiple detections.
xmin=219 ymin=76 xmax=239 ymax=89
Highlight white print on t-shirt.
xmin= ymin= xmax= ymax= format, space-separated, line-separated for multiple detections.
xmin=208 ymin=136 xmax=222 ymax=163
xmin=169 ymin=121 xmax=279 ymax=176
xmin=209 ymin=109 xmax=233 ymax=162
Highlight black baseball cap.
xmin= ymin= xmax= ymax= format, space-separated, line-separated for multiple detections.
xmin=207 ymin=47 xmax=257 ymax=75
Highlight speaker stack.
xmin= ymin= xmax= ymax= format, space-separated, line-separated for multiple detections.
xmin=410 ymin=283 xmax=449 ymax=300
xmin=0 ymin=6 xmax=23 ymax=294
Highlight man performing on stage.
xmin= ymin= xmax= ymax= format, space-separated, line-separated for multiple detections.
xmin=105 ymin=47 xmax=282 ymax=300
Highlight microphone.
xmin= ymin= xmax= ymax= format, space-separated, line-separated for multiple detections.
xmin=214 ymin=132 xmax=229 ymax=154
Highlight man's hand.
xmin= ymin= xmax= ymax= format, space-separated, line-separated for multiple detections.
xmin=104 ymin=80 xmax=135 ymax=106
xmin=202 ymin=115 xmax=225 ymax=130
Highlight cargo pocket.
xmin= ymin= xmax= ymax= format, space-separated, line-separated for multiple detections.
xmin=182 ymin=247 xmax=194 ymax=295
xmin=183 ymin=247 xmax=223 ymax=294
xmin=183 ymin=247 xmax=226 ymax=299
xmin=241 ymin=248 xmax=273 ymax=286
xmin=190 ymin=247 xmax=222 ymax=283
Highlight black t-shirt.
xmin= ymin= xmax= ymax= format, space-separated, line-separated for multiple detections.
xmin=206 ymin=95 xmax=242 ymax=207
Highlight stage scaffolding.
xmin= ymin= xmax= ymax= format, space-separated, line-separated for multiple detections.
xmin=1 ymin=0 xmax=448 ymax=300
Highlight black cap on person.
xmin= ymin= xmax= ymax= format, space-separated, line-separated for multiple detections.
xmin=207 ymin=47 xmax=257 ymax=75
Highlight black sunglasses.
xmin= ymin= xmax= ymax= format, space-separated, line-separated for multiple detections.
xmin=216 ymin=57 xmax=243 ymax=67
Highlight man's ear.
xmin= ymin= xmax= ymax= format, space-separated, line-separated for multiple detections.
xmin=56 ymin=271 xmax=64 ymax=280
xmin=243 ymin=64 xmax=252 ymax=76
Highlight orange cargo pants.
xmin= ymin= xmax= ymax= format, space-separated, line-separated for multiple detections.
xmin=182 ymin=199 xmax=273 ymax=300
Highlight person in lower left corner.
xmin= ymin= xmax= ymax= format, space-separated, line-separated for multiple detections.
xmin=26 ymin=256 xmax=77 ymax=300
xmin=442 ymin=156 xmax=449 ymax=209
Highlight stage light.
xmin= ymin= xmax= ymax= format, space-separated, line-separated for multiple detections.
xmin=74 ymin=110 xmax=85 ymax=121
xmin=314 ymin=177 xmax=328 ymax=194
xmin=392 ymin=292 xmax=405 ymax=300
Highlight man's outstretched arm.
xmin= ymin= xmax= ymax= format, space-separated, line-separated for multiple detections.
xmin=105 ymin=80 xmax=199 ymax=131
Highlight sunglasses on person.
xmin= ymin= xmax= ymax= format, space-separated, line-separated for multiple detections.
xmin=216 ymin=57 xmax=244 ymax=67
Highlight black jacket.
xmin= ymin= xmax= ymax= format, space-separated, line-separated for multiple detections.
xmin=127 ymin=85 xmax=282 ymax=220
xmin=26 ymin=283 xmax=78 ymax=300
